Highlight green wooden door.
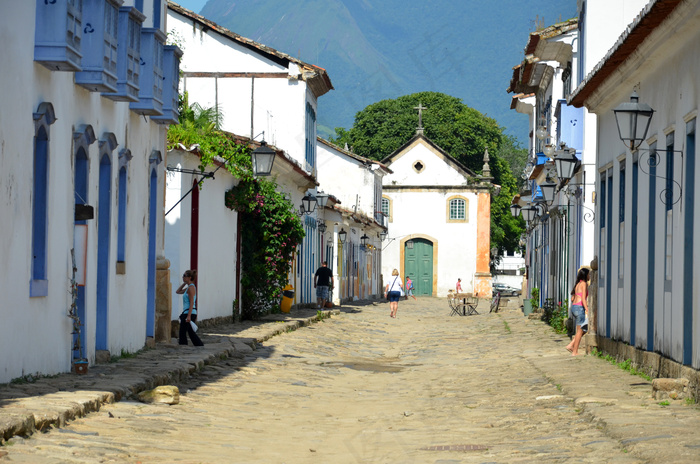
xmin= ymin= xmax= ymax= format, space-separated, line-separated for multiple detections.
xmin=404 ymin=239 xmax=433 ymax=296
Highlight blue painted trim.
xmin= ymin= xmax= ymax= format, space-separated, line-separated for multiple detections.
xmin=146 ymin=169 xmax=157 ymax=337
xmin=599 ymin=178 xmax=606 ymax=335
xmin=30 ymin=279 xmax=48 ymax=297
xmin=153 ymin=0 xmax=161 ymax=28
xmin=96 ymin=154 xmax=112 ymax=351
xmin=683 ymin=131 xmax=695 ymax=365
xmin=129 ymin=28 xmax=165 ymax=115
xmin=101 ymin=7 xmax=145 ymax=102
xmin=75 ymin=0 xmax=121 ymax=92
xmin=117 ymin=167 xmax=127 ymax=262
xmin=606 ymin=175 xmax=613 ymax=338
xmin=32 ymin=128 xmax=49 ymax=290
xmin=34 ymin=0 xmax=83 ymax=71
xmin=150 ymin=45 xmax=182 ymax=125
xmin=647 ymin=156 xmax=657 ymax=352
xmin=630 ymin=161 xmax=638 ymax=345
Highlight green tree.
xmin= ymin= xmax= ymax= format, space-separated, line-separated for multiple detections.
xmin=332 ymin=91 xmax=525 ymax=254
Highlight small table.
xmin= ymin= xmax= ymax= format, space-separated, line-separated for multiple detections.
xmin=449 ymin=292 xmax=479 ymax=316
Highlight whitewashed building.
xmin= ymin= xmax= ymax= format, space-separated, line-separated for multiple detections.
xmin=508 ymin=19 xmax=592 ymax=307
xmin=316 ymin=138 xmax=390 ymax=303
xmin=164 ymin=144 xmax=239 ymax=326
xmin=380 ymin=129 xmax=493 ymax=297
xmin=569 ymin=0 xmax=700 ymax=368
xmin=166 ymin=2 xmax=333 ymax=309
xmin=0 ymin=0 xmax=180 ymax=381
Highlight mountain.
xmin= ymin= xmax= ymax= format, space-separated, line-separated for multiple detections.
xmin=196 ymin=0 xmax=578 ymax=143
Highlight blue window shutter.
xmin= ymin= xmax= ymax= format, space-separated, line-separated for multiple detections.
xmin=151 ymin=45 xmax=183 ymax=125
xmin=34 ymin=0 xmax=83 ymax=71
xmin=130 ymin=28 xmax=165 ymax=115
xmin=30 ymin=103 xmax=57 ymax=297
xmin=559 ymin=103 xmax=584 ymax=153
xmin=102 ymin=6 xmax=145 ymax=102
xmin=76 ymin=0 xmax=122 ymax=92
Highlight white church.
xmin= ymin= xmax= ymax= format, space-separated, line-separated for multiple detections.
xmin=380 ymin=110 xmax=495 ymax=297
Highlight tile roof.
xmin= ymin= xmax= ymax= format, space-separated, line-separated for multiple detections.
xmin=569 ymin=0 xmax=683 ymax=108
xmin=167 ymin=1 xmax=333 ymax=98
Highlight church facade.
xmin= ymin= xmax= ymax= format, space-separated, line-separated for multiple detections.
xmin=380 ymin=130 xmax=494 ymax=297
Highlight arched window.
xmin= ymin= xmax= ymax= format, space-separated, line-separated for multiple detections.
xmin=447 ymin=196 xmax=469 ymax=223
xmin=30 ymin=103 xmax=56 ymax=297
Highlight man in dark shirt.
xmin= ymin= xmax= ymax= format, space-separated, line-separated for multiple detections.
xmin=314 ymin=261 xmax=334 ymax=309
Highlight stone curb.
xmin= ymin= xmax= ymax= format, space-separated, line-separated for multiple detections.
xmin=0 ymin=308 xmax=339 ymax=444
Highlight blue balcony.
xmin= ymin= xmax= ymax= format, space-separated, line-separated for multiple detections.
xmin=102 ymin=6 xmax=145 ymax=102
xmin=75 ymin=0 xmax=123 ymax=92
xmin=130 ymin=28 xmax=165 ymax=116
xmin=151 ymin=44 xmax=182 ymax=125
xmin=34 ymin=0 xmax=83 ymax=72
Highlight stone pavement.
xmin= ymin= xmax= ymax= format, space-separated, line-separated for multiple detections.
xmin=1 ymin=298 xmax=700 ymax=463
xmin=0 ymin=307 xmax=333 ymax=444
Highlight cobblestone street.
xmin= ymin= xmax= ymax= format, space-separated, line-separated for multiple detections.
xmin=3 ymin=299 xmax=700 ymax=463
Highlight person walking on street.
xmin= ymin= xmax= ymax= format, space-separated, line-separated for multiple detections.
xmin=456 ymin=278 xmax=463 ymax=294
xmin=566 ymin=268 xmax=590 ymax=356
xmin=176 ymin=269 xmax=204 ymax=346
xmin=385 ymin=269 xmax=404 ymax=318
xmin=314 ymin=261 xmax=334 ymax=309
xmin=405 ymin=276 xmax=417 ymax=300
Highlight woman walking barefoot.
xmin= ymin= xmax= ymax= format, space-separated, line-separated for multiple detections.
xmin=566 ymin=268 xmax=590 ymax=356
xmin=385 ymin=269 xmax=403 ymax=318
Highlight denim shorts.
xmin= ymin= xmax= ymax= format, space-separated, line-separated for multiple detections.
xmin=571 ymin=304 xmax=586 ymax=327
xmin=388 ymin=291 xmax=401 ymax=302
xmin=316 ymin=285 xmax=329 ymax=299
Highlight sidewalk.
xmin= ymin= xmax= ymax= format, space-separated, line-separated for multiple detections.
xmin=0 ymin=306 xmax=343 ymax=443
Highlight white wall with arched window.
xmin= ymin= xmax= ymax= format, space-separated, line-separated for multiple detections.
xmin=446 ymin=195 xmax=469 ymax=223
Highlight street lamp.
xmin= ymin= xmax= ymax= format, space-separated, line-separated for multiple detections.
xmin=543 ymin=143 xmax=555 ymax=157
xmin=521 ymin=205 xmax=536 ymax=222
xmin=539 ymin=179 xmax=557 ymax=204
xmin=360 ymin=234 xmax=369 ymax=247
xmin=379 ymin=230 xmax=388 ymax=241
xmin=317 ymin=220 xmax=327 ymax=233
xmin=251 ymin=141 xmax=276 ymax=176
xmin=338 ymin=228 xmax=347 ymax=244
xmin=553 ymin=143 xmax=578 ymax=181
xmin=315 ymin=191 xmax=329 ymax=208
xmin=300 ymin=193 xmax=317 ymax=215
xmin=613 ymin=91 xmax=655 ymax=151
xmin=535 ymin=118 xmax=548 ymax=141
xmin=510 ymin=203 xmax=522 ymax=218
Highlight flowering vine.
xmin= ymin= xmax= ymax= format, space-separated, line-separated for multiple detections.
xmin=168 ymin=94 xmax=305 ymax=319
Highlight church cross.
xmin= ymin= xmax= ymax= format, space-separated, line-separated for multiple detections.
xmin=414 ymin=102 xmax=427 ymax=131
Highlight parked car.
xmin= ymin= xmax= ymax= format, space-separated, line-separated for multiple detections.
xmin=493 ymin=283 xmax=521 ymax=297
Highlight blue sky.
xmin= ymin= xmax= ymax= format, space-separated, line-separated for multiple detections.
xmin=174 ymin=0 xmax=207 ymax=13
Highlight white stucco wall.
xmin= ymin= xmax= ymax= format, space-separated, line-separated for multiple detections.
xmin=164 ymin=150 xmax=239 ymax=321
xmin=0 ymin=2 xmax=169 ymax=381
xmin=383 ymin=142 xmax=466 ymax=186
xmin=317 ymin=141 xmax=381 ymax=215
xmin=586 ymin=1 xmax=700 ymax=366
xmin=168 ymin=10 xmax=318 ymax=170
xmin=579 ymin=0 xmax=649 ymax=77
